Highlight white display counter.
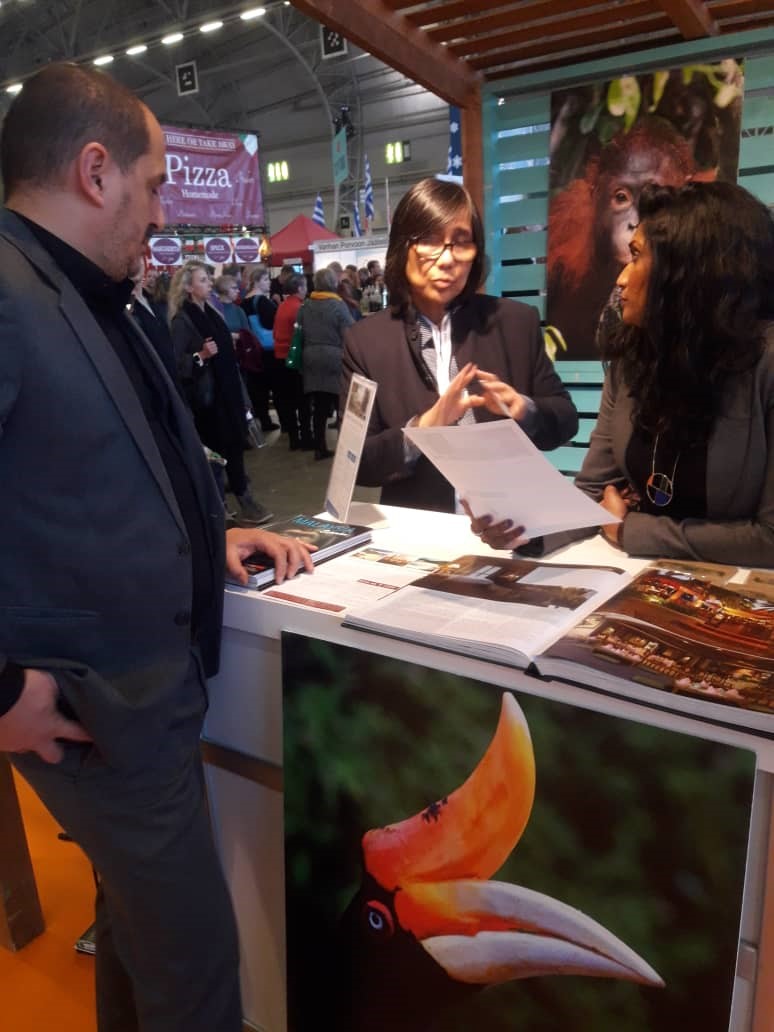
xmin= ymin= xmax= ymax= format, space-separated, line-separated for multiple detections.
xmin=202 ymin=505 xmax=774 ymax=1032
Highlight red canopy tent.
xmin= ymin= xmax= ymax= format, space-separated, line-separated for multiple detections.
xmin=268 ymin=214 xmax=340 ymax=265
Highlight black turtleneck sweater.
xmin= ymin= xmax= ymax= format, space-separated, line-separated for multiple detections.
xmin=0 ymin=216 xmax=215 ymax=717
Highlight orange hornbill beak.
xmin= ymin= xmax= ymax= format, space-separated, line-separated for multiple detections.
xmin=361 ymin=693 xmax=664 ymax=989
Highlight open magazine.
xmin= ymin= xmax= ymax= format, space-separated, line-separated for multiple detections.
xmin=343 ymin=558 xmax=774 ymax=733
xmin=342 ymin=554 xmax=632 ymax=666
xmin=539 ymin=564 xmax=774 ymax=733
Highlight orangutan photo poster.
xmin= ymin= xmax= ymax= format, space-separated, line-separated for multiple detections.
xmin=281 ymin=632 xmax=755 ymax=1032
xmin=546 ymin=59 xmax=744 ymax=359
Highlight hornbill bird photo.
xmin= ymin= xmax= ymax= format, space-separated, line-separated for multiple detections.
xmin=329 ymin=692 xmax=663 ymax=1031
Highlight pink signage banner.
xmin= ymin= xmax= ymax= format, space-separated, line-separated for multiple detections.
xmin=161 ymin=125 xmax=264 ymax=228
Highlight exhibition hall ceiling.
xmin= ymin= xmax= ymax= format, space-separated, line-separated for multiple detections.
xmin=0 ymin=0 xmax=422 ymax=154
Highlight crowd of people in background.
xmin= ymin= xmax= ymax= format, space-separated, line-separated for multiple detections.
xmin=131 ymin=253 xmax=390 ymax=488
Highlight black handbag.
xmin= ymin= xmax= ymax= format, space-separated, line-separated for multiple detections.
xmin=191 ymin=360 xmax=215 ymax=410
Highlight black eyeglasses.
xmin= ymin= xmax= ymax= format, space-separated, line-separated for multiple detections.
xmin=411 ymin=237 xmax=478 ymax=262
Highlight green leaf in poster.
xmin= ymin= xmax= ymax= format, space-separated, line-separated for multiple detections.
xmin=650 ymin=70 xmax=669 ymax=111
xmin=607 ymin=76 xmax=641 ymax=132
xmin=579 ymin=98 xmax=605 ymax=135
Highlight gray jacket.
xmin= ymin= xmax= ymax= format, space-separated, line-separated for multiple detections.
xmin=572 ymin=323 xmax=774 ymax=567
xmin=298 ymin=294 xmax=354 ymax=395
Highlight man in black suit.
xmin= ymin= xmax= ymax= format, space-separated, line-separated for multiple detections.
xmin=0 ymin=63 xmax=312 ymax=1032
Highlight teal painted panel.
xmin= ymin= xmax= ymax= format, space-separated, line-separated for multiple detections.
xmin=742 ymin=95 xmax=774 ymax=128
xmin=739 ymin=135 xmax=774 ymax=168
xmin=548 ymin=446 xmax=587 ymax=475
xmin=495 ymin=166 xmax=549 ymax=196
xmin=493 ymin=94 xmax=550 ymax=131
xmin=499 ymin=229 xmax=547 ymax=261
xmin=739 ymin=170 xmax=774 ymax=204
xmin=567 ymin=386 xmax=603 ymax=414
xmin=574 ymin=418 xmax=599 ymax=445
xmin=493 ymin=130 xmax=551 ymax=164
xmin=494 ymin=294 xmax=546 ymax=320
xmin=555 ymin=360 xmax=605 ymax=384
xmin=497 ymin=195 xmax=548 ymax=228
xmin=743 ymin=54 xmax=774 ymax=92
xmin=500 ymin=263 xmax=546 ymax=292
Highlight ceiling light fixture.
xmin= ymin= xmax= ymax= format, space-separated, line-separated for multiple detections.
xmin=240 ymin=7 xmax=266 ymax=20
xmin=161 ymin=32 xmax=184 ymax=45
xmin=94 ymin=55 xmax=114 ymax=66
xmin=200 ymin=20 xmax=223 ymax=33
xmin=6 ymin=83 xmax=23 ymax=94
xmin=126 ymin=43 xmax=148 ymax=56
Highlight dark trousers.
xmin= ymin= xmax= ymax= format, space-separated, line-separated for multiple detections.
xmin=309 ymin=391 xmax=336 ymax=451
xmin=193 ymin=407 xmax=248 ymax=496
xmin=243 ymin=352 xmax=277 ymax=430
xmin=275 ymin=365 xmax=312 ymax=447
xmin=11 ymin=659 xmax=242 ymax=1032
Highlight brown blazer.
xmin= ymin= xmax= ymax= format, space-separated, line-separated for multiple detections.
xmin=341 ymin=295 xmax=578 ymax=511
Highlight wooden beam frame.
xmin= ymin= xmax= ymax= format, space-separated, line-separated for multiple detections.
xmin=0 ymin=758 xmax=44 ymax=951
xmin=655 ymin=0 xmax=719 ymax=36
xmin=290 ymin=0 xmax=485 ymax=212
xmin=291 ymin=0 xmax=480 ymax=108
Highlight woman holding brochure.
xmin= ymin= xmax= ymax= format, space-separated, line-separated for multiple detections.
xmin=474 ymin=181 xmax=774 ymax=568
xmin=340 ymin=177 xmax=578 ymax=512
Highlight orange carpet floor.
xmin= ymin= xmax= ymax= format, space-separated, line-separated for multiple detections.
xmin=0 ymin=771 xmax=96 ymax=1032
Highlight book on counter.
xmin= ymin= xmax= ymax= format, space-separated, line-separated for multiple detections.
xmin=229 ymin=514 xmax=372 ymax=589
xmin=343 ymin=557 xmax=774 ymax=734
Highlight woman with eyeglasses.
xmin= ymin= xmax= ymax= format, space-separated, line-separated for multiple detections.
xmin=340 ymin=177 xmax=578 ymax=512
xmin=473 ymin=180 xmax=774 ymax=567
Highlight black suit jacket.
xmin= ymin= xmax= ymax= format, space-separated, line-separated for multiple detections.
xmin=0 ymin=210 xmax=225 ymax=770
xmin=341 ymin=295 xmax=578 ymax=511
xmin=130 ymin=295 xmax=181 ymax=389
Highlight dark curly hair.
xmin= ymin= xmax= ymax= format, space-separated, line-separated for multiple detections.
xmin=601 ymin=180 xmax=774 ymax=445
xmin=384 ymin=177 xmax=487 ymax=317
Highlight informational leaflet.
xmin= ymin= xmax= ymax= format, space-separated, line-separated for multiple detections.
xmin=325 ymin=373 xmax=377 ymax=521
xmin=262 ymin=546 xmax=441 ymax=614
xmin=403 ymin=419 xmax=613 ymax=538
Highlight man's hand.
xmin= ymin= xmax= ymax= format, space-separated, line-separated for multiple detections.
xmin=226 ymin=527 xmax=316 ymax=586
xmin=0 ymin=669 xmax=92 ymax=764
xmin=474 ymin=369 xmax=529 ymax=421
xmin=461 ymin=499 xmax=529 ymax=551
xmin=418 ymin=363 xmax=485 ymax=428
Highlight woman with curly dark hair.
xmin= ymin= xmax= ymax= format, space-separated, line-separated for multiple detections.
xmin=474 ymin=180 xmax=774 ymax=566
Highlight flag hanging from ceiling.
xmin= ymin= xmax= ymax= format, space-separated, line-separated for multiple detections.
xmin=363 ymin=155 xmax=375 ymax=222
xmin=352 ymin=202 xmax=363 ymax=238
xmin=446 ymin=106 xmax=462 ymax=176
xmin=312 ymin=193 xmax=326 ymax=227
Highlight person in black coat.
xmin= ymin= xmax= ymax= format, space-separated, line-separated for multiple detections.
xmin=128 ymin=257 xmax=181 ymax=388
xmin=169 ymin=260 xmax=272 ymax=524
xmin=341 ymin=177 xmax=578 ymax=513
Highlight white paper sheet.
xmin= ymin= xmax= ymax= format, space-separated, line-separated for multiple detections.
xmin=404 ymin=419 xmax=615 ymax=538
